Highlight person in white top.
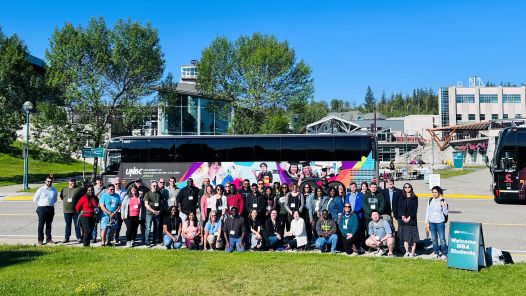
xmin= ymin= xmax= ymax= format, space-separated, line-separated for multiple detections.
xmin=33 ymin=177 xmax=58 ymax=245
xmin=425 ymin=186 xmax=449 ymax=259
xmin=212 ymin=185 xmax=227 ymax=220
xmin=284 ymin=210 xmax=308 ymax=250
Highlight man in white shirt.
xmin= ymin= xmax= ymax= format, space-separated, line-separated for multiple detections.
xmin=33 ymin=177 xmax=58 ymax=245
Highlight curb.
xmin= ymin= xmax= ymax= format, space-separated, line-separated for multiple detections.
xmin=2 ymin=196 xmax=33 ymax=201
xmin=416 ymin=193 xmax=493 ymax=199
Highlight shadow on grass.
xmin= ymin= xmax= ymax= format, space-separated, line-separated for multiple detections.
xmin=0 ymin=249 xmax=47 ymax=269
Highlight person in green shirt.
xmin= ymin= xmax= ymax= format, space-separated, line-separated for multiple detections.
xmin=60 ymin=177 xmax=84 ymax=243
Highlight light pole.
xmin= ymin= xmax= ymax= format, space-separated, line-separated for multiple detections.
xmin=293 ymin=114 xmax=299 ymax=133
xmin=22 ymin=101 xmax=33 ymax=190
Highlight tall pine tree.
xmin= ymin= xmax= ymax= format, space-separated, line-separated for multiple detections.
xmin=364 ymin=86 xmax=376 ymax=112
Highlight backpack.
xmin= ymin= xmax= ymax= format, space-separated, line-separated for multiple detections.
xmin=485 ymin=247 xmax=514 ymax=265
xmin=428 ymin=198 xmax=448 ymax=223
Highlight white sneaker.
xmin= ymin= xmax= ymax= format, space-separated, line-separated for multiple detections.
xmin=404 ymin=252 xmax=410 ymax=257
xmin=349 ymin=252 xmax=359 ymax=257
xmin=410 ymin=253 xmax=416 ymax=258
xmin=126 ymin=241 xmax=132 ymax=248
xmin=440 ymin=255 xmax=447 ymax=260
xmin=376 ymin=249 xmax=385 ymax=257
xmin=432 ymin=254 xmax=439 ymax=259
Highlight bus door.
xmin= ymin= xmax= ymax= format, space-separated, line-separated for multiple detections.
xmin=496 ymin=131 xmax=518 ymax=199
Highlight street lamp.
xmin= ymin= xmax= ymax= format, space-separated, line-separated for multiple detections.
xmin=22 ymin=101 xmax=33 ymax=190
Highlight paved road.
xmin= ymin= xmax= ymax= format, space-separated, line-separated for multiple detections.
xmin=1 ymin=169 xmax=524 ymax=262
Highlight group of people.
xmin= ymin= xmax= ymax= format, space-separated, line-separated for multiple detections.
xmin=32 ymin=174 xmax=449 ymax=258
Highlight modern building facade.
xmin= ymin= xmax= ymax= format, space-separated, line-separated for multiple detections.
xmin=439 ymin=85 xmax=526 ymax=127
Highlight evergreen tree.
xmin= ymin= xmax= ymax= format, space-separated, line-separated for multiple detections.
xmin=363 ymin=86 xmax=376 ymax=112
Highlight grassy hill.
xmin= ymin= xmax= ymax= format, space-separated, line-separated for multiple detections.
xmin=0 ymin=142 xmax=90 ymax=186
xmin=0 ymin=245 xmax=523 ymax=295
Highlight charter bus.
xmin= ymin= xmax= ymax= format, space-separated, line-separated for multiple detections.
xmin=488 ymin=126 xmax=526 ymax=204
xmin=102 ymin=134 xmax=377 ymax=191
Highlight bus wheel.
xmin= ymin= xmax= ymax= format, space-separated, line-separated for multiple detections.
xmin=494 ymin=197 xmax=503 ymax=204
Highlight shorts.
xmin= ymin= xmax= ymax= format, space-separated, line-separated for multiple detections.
xmin=100 ymin=216 xmax=117 ymax=230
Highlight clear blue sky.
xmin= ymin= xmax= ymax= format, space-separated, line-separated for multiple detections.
xmin=2 ymin=0 xmax=525 ymax=104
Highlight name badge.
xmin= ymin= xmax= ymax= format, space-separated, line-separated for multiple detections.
xmin=133 ymin=205 xmax=139 ymax=209
xmin=343 ymin=225 xmax=348 ymax=229
xmin=170 ymin=198 xmax=175 ymax=202
xmin=67 ymin=198 xmax=72 ymax=203
xmin=375 ymin=235 xmax=380 ymax=240
xmin=229 ymin=230 xmax=235 ymax=235
xmin=154 ymin=202 xmax=159 ymax=207
xmin=189 ymin=196 xmax=194 ymax=200
xmin=371 ymin=205 xmax=376 ymax=210
xmin=171 ymin=230 xmax=177 ymax=235
xmin=291 ymin=203 xmax=296 ymax=208
xmin=252 ymin=203 xmax=257 ymax=208
xmin=110 ymin=200 xmax=116 ymax=207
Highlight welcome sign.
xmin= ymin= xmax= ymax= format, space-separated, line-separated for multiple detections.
xmin=447 ymin=222 xmax=486 ymax=271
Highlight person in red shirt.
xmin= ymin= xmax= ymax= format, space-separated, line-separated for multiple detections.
xmin=75 ymin=185 xmax=99 ymax=246
xmin=226 ymin=184 xmax=244 ymax=218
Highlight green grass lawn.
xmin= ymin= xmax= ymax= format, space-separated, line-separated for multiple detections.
xmin=435 ymin=168 xmax=476 ymax=179
xmin=0 ymin=142 xmax=94 ymax=187
xmin=0 ymin=245 xmax=523 ymax=295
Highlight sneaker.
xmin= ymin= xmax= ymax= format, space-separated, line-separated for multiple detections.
xmin=349 ymin=252 xmax=359 ymax=257
xmin=440 ymin=255 xmax=447 ymax=260
xmin=376 ymin=249 xmax=385 ymax=257
xmin=404 ymin=252 xmax=410 ymax=257
xmin=36 ymin=241 xmax=43 ymax=246
xmin=62 ymin=239 xmax=70 ymax=244
xmin=92 ymin=238 xmax=97 ymax=244
xmin=46 ymin=239 xmax=56 ymax=244
xmin=330 ymin=250 xmax=336 ymax=254
xmin=432 ymin=254 xmax=440 ymax=259
xmin=126 ymin=241 xmax=132 ymax=248
xmin=410 ymin=253 xmax=416 ymax=258
xmin=106 ymin=242 xmax=113 ymax=247
xmin=77 ymin=239 xmax=83 ymax=244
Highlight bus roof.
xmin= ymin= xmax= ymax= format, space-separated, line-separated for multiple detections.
xmin=108 ymin=133 xmax=374 ymax=142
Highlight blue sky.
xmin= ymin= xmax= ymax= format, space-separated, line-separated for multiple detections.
xmin=2 ymin=0 xmax=526 ymax=104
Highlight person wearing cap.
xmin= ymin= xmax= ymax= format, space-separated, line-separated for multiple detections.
xmin=163 ymin=206 xmax=183 ymax=249
xmin=176 ymin=178 xmax=199 ymax=222
xmin=33 ymin=176 xmax=58 ymax=245
xmin=339 ymin=203 xmax=360 ymax=255
xmin=315 ymin=209 xmax=338 ymax=253
xmin=223 ymin=206 xmax=245 ymax=252
xmin=99 ymin=184 xmax=122 ymax=246
xmin=60 ymin=177 xmax=84 ymax=243
xmin=144 ymin=180 xmax=162 ymax=246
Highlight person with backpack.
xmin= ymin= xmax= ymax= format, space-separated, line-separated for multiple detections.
xmin=425 ymin=186 xmax=448 ymax=259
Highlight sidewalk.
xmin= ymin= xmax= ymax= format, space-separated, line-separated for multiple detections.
xmin=0 ymin=183 xmax=44 ymax=201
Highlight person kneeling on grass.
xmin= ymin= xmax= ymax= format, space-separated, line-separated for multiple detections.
xmin=223 ymin=206 xmax=245 ymax=252
xmin=163 ymin=206 xmax=183 ymax=249
xmin=366 ymin=210 xmax=395 ymax=257
xmin=315 ymin=209 xmax=338 ymax=254
xmin=263 ymin=209 xmax=285 ymax=251
xmin=183 ymin=212 xmax=201 ymax=249
xmin=204 ymin=210 xmax=223 ymax=251
xmin=247 ymin=209 xmax=263 ymax=250
xmin=339 ymin=203 xmax=360 ymax=256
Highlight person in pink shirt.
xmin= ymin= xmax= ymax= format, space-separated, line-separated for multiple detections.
xmin=182 ymin=212 xmax=201 ymax=249
xmin=121 ymin=185 xmax=143 ymax=247
xmin=200 ymin=185 xmax=214 ymax=224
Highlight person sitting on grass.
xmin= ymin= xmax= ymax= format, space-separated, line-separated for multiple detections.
xmin=263 ymin=209 xmax=284 ymax=251
xmin=182 ymin=212 xmax=201 ymax=249
xmin=223 ymin=206 xmax=245 ymax=252
xmin=315 ymin=209 xmax=338 ymax=254
xmin=203 ymin=210 xmax=223 ymax=251
xmin=284 ymin=210 xmax=308 ymax=250
xmin=247 ymin=209 xmax=263 ymax=250
xmin=339 ymin=203 xmax=360 ymax=256
xmin=366 ymin=210 xmax=395 ymax=257
xmin=163 ymin=206 xmax=183 ymax=249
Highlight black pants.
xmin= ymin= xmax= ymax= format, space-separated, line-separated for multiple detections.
xmin=115 ymin=212 xmax=123 ymax=239
xmin=280 ymin=213 xmax=290 ymax=231
xmin=125 ymin=216 xmax=140 ymax=242
xmin=343 ymin=235 xmax=360 ymax=254
xmin=80 ymin=216 xmax=95 ymax=246
xmin=36 ymin=206 xmax=54 ymax=242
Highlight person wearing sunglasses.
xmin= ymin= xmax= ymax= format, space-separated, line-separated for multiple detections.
xmin=33 ymin=177 xmax=58 ymax=245
xmin=99 ymin=184 xmax=122 ymax=246
xmin=203 ymin=210 xmax=223 ymax=251
xmin=212 ymin=185 xmax=227 ymax=221
xmin=339 ymin=203 xmax=360 ymax=255
xmin=398 ymin=183 xmax=419 ymax=257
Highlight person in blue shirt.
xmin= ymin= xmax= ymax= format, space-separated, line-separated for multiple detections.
xmin=326 ymin=187 xmax=343 ymax=223
xmin=99 ymin=184 xmax=122 ymax=246
xmin=204 ymin=210 xmax=223 ymax=250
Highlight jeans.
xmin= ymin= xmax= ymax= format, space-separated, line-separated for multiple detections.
xmin=145 ymin=214 xmax=161 ymax=244
xmin=163 ymin=234 xmax=182 ymax=249
xmin=267 ymin=235 xmax=283 ymax=250
xmin=36 ymin=206 xmax=54 ymax=242
xmin=315 ymin=234 xmax=338 ymax=252
xmin=64 ymin=212 xmax=81 ymax=240
xmin=227 ymin=236 xmax=244 ymax=252
xmin=429 ymin=222 xmax=448 ymax=255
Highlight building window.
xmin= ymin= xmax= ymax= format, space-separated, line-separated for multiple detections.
xmin=468 ymin=114 xmax=475 ymax=121
xmin=503 ymin=114 xmax=509 ymax=119
xmin=440 ymin=87 xmax=449 ymax=126
xmin=516 ymin=114 xmax=522 ymax=119
xmin=456 ymin=114 xmax=462 ymax=122
xmin=491 ymin=114 xmax=498 ymax=120
xmin=479 ymin=94 xmax=498 ymax=103
xmin=455 ymin=94 xmax=475 ymax=103
xmin=480 ymin=114 xmax=485 ymax=121
xmin=503 ymin=94 xmax=521 ymax=103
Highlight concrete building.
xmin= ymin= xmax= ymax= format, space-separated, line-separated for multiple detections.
xmin=439 ymin=83 xmax=526 ymax=127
